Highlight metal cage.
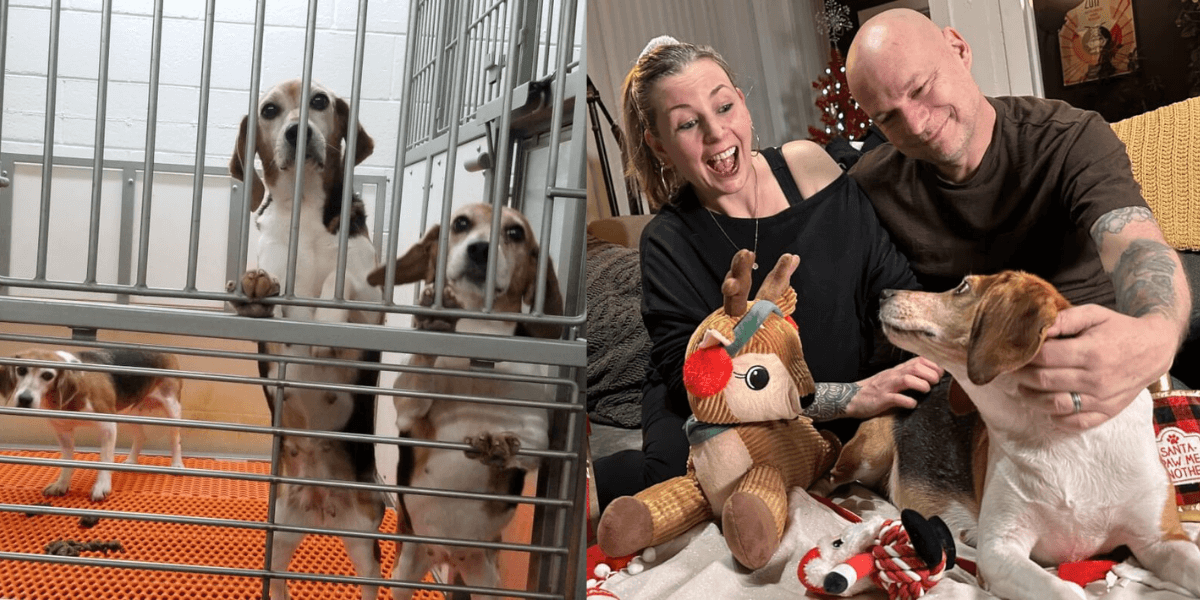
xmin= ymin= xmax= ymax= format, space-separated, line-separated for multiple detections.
xmin=0 ymin=0 xmax=586 ymax=598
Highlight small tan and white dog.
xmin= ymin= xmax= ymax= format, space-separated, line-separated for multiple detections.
xmin=2 ymin=348 xmax=184 ymax=502
xmin=227 ymin=79 xmax=386 ymax=600
xmin=830 ymin=271 xmax=1200 ymax=600
xmin=227 ymin=77 xmax=381 ymax=325
xmin=368 ymin=203 xmax=563 ymax=599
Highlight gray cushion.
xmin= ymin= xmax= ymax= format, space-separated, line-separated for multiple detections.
xmin=586 ymin=234 xmax=651 ymax=428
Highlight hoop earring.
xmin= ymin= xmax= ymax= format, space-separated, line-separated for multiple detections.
xmin=658 ymin=163 xmax=670 ymax=196
xmin=752 ymin=127 xmax=762 ymax=156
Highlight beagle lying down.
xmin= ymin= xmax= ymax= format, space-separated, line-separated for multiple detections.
xmin=1 ymin=348 xmax=184 ymax=502
xmin=830 ymin=271 xmax=1200 ymax=600
xmin=368 ymin=203 xmax=563 ymax=599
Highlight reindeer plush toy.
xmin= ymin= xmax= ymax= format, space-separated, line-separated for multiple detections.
xmin=597 ymin=251 xmax=841 ymax=570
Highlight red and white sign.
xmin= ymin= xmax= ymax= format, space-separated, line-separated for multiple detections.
xmin=1156 ymin=426 xmax=1200 ymax=486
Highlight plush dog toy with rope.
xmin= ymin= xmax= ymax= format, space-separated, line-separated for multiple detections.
xmin=596 ymin=251 xmax=841 ymax=570
xmin=799 ymin=509 xmax=957 ymax=599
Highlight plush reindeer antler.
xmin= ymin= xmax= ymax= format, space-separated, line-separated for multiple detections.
xmin=722 ymin=250 xmax=755 ymax=317
xmin=756 ymin=254 xmax=800 ymax=304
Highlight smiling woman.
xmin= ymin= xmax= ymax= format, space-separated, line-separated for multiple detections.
xmin=591 ymin=36 xmax=945 ymax=513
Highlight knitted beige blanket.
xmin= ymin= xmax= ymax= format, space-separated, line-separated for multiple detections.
xmin=1112 ymin=96 xmax=1200 ymax=251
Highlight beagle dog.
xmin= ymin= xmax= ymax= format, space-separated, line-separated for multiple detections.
xmin=227 ymin=77 xmax=381 ymax=325
xmin=829 ymin=271 xmax=1200 ymax=600
xmin=2 ymin=349 xmax=184 ymax=502
xmin=227 ymin=79 xmax=386 ymax=600
xmin=368 ymin=203 xmax=563 ymax=598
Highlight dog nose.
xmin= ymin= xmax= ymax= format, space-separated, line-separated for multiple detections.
xmin=466 ymin=241 xmax=489 ymax=266
xmin=17 ymin=392 xmax=33 ymax=408
xmin=880 ymin=289 xmax=896 ymax=301
xmin=284 ymin=124 xmax=312 ymax=147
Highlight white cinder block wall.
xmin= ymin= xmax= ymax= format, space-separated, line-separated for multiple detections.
xmin=3 ymin=0 xmax=413 ymax=179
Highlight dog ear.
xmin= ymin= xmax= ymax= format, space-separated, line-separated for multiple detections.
xmin=966 ymin=274 xmax=1063 ymax=385
xmin=229 ymin=115 xmax=266 ymax=211
xmin=336 ymin=96 xmax=374 ymax=166
xmin=55 ymin=368 xmax=83 ymax=410
xmin=367 ymin=224 xmax=442 ymax=287
xmin=947 ymin=378 xmax=977 ymax=416
xmin=519 ymin=253 xmax=564 ymax=339
xmin=0 ymin=364 xmax=14 ymax=402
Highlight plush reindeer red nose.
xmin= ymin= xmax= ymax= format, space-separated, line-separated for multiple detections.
xmin=683 ymin=345 xmax=733 ymax=398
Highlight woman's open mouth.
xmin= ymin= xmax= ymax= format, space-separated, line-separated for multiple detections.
xmin=706 ymin=145 xmax=739 ymax=177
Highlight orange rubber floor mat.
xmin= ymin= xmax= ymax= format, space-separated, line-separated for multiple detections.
xmin=0 ymin=450 xmax=442 ymax=600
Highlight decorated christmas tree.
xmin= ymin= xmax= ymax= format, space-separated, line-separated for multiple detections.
xmin=808 ymin=0 xmax=871 ymax=145
xmin=807 ymin=47 xmax=871 ymax=145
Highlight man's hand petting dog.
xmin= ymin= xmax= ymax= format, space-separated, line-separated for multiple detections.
xmin=1016 ymin=304 xmax=1177 ymax=431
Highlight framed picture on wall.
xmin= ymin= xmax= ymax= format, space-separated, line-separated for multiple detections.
xmin=1058 ymin=0 xmax=1137 ymax=86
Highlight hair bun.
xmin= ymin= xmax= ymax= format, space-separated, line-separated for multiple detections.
xmin=639 ymin=35 xmax=680 ymax=59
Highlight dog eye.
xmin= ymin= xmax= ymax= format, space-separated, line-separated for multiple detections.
xmin=505 ymin=225 xmax=525 ymax=243
xmin=40 ymin=371 xmax=54 ymax=382
xmin=953 ymin=279 xmax=971 ymax=295
xmin=261 ymin=103 xmax=279 ymax=120
xmin=16 ymin=367 xmax=27 ymax=377
xmin=310 ymin=93 xmax=329 ymax=110
xmin=832 ymin=538 xmax=843 ymax=548
xmin=452 ymin=215 xmax=471 ymax=233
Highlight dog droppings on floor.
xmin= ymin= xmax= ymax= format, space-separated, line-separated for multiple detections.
xmin=43 ymin=539 xmax=124 ymax=556
xmin=23 ymin=501 xmax=52 ymax=517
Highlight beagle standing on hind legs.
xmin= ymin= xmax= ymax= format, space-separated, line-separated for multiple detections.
xmin=2 ymin=349 xmax=184 ymax=502
xmin=227 ymin=77 xmax=382 ymax=326
xmin=368 ymin=203 xmax=563 ymax=599
xmin=226 ymin=79 xmax=386 ymax=600
xmin=830 ymin=271 xmax=1200 ymax=600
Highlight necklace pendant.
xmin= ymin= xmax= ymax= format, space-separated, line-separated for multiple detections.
xmin=752 ymin=262 xmax=759 ymax=270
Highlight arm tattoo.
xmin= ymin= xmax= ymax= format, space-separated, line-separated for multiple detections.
xmin=1090 ymin=206 xmax=1154 ymax=248
xmin=1111 ymin=239 xmax=1178 ymax=319
xmin=806 ymin=382 xmax=859 ymax=421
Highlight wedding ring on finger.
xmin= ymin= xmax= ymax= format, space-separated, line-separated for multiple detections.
xmin=1070 ymin=392 xmax=1082 ymax=415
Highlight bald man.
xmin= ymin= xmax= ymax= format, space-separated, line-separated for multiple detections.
xmin=845 ymin=9 xmax=1191 ymax=429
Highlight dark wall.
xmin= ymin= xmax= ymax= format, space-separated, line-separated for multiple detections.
xmin=1035 ymin=0 xmax=1199 ymax=122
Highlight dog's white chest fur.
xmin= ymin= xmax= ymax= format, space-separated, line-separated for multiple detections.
xmin=978 ymin=388 xmax=1169 ymax=564
xmin=253 ymin=175 xmax=380 ymax=325
xmin=400 ymin=358 xmax=550 ymax=537
xmin=255 ymin=182 xmax=332 ymax=293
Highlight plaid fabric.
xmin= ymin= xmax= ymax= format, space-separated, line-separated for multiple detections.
xmin=1152 ymin=390 xmax=1200 ymax=509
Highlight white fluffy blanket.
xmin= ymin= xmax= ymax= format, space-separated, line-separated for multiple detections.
xmin=588 ymin=486 xmax=1200 ymax=600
